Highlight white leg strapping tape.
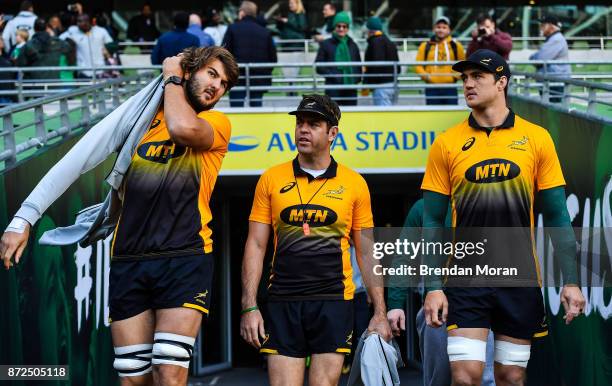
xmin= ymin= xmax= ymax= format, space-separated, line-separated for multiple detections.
xmin=152 ymin=332 xmax=195 ymax=369
xmin=447 ymin=336 xmax=487 ymax=362
xmin=113 ymin=343 xmax=153 ymax=377
xmin=494 ymin=340 xmax=531 ymax=368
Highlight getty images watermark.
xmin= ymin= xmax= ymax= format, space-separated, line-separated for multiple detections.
xmin=358 ymin=227 xmax=611 ymax=288
xmin=369 ymin=237 xmax=519 ymax=278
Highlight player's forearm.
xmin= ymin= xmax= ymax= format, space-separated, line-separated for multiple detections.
xmin=368 ymin=286 xmax=387 ymax=315
xmin=163 ymin=85 xmax=201 ymax=135
xmin=354 ymin=228 xmax=386 ymax=313
xmin=241 ymin=243 xmax=266 ymax=309
xmin=423 ymin=191 xmax=450 ymax=292
xmin=540 ymin=187 xmax=578 ymax=285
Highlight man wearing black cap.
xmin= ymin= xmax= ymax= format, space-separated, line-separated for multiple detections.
xmin=529 ymin=15 xmax=570 ymax=103
xmin=421 ymin=49 xmax=585 ymax=385
xmin=240 ymin=94 xmax=391 ymax=386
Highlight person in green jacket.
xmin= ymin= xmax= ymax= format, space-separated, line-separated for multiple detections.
xmin=276 ymin=0 xmax=308 ymax=50
xmin=16 ymin=18 xmax=72 ymax=80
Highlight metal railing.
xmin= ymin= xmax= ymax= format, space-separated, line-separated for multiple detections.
xmin=511 ymin=71 xmax=612 ymax=121
xmin=0 ymin=72 xmax=156 ymax=169
xmin=1 ymin=59 xmax=610 ymax=107
xmin=116 ymin=36 xmax=612 ymax=54
xmin=0 ymin=64 xmax=609 ymax=171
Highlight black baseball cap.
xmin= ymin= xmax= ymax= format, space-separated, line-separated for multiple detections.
xmin=540 ymin=15 xmax=561 ymax=27
xmin=452 ymin=49 xmax=511 ymax=79
xmin=289 ymin=95 xmax=341 ymax=126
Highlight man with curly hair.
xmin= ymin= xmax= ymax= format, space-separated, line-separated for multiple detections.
xmin=1 ymin=46 xmax=239 ymax=386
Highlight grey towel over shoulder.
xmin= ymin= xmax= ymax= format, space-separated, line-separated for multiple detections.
xmin=15 ymin=75 xmax=164 ymax=246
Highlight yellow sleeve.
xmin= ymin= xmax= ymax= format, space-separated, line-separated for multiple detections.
xmin=421 ymin=136 xmax=452 ymax=195
xmin=249 ymin=172 xmax=273 ymax=224
xmin=536 ymin=130 xmax=566 ymax=191
xmin=352 ymin=175 xmax=374 ymax=230
xmin=456 ymin=41 xmax=466 ymax=60
xmin=199 ymin=111 xmax=231 ymax=152
xmin=415 ymin=42 xmax=428 ymax=81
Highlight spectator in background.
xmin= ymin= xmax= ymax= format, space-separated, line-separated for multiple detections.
xmin=188 ymin=14 xmax=214 ymax=47
xmin=529 ymin=15 xmax=570 ymax=103
xmin=467 ymin=14 xmax=512 ymax=59
xmin=16 ymin=18 xmax=71 ymax=79
xmin=415 ymin=16 xmax=465 ymax=105
xmin=203 ymin=8 xmax=227 ymax=46
xmin=314 ymin=2 xmax=336 ymax=42
xmin=93 ymin=12 xmax=117 ymax=41
xmin=223 ymin=1 xmax=277 ymax=107
xmin=10 ymin=29 xmax=29 ymax=64
xmin=127 ymin=2 xmax=160 ymax=42
xmin=60 ymin=13 xmax=113 ymax=78
xmin=276 ymin=0 xmax=307 ymax=49
xmin=0 ymin=39 xmax=14 ymax=105
xmin=48 ymin=15 xmax=64 ymax=36
xmin=151 ymin=12 xmax=199 ymax=65
xmin=364 ymin=16 xmax=399 ymax=106
xmin=2 ymin=1 xmax=37 ymax=53
xmin=315 ymin=11 xmax=362 ymax=106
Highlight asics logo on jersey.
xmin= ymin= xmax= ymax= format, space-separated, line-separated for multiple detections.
xmin=280 ymin=204 xmax=338 ymax=227
xmin=465 ymin=159 xmax=520 ymax=183
xmin=462 ymin=137 xmax=476 ymax=151
xmin=280 ymin=182 xmax=297 ymax=193
xmin=137 ymin=140 xmax=186 ymax=164
xmin=150 ymin=119 xmax=161 ymax=129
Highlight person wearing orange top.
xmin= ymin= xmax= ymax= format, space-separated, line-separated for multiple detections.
xmin=1 ymin=46 xmax=239 ymax=386
xmin=240 ymin=94 xmax=392 ymax=386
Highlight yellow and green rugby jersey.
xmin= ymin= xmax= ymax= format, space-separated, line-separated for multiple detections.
xmin=249 ymin=157 xmax=374 ymax=300
xmin=112 ymin=108 xmax=231 ymax=259
xmin=422 ymin=110 xmax=566 ymax=285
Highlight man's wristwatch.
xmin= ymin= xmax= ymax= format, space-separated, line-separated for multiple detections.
xmin=163 ymin=75 xmax=183 ymax=88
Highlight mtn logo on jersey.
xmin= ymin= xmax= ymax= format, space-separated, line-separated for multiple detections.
xmin=137 ymin=140 xmax=186 ymax=164
xmin=465 ymin=158 xmax=520 ymax=183
xmin=280 ymin=204 xmax=338 ymax=227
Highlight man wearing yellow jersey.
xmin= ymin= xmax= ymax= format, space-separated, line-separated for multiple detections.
xmin=240 ymin=94 xmax=392 ymax=386
xmin=421 ymin=49 xmax=585 ymax=386
xmin=1 ymin=46 xmax=239 ymax=386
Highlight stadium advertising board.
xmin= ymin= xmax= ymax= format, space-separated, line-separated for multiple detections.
xmin=223 ymin=110 xmax=467 ymax=174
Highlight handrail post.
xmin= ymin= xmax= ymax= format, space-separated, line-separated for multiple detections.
xmin=34 ymin=105 xmax=46 ymax=144
xmin=3 ymin=114 xmax=16 ymax=167
xmin=60 ymin=97 xmax=70 ymax=138
xmin=17 ymin=70 xmax=24 ymax=104
xmin=587 ymin=87 xmax=597 ymax=116
xmin=245 ymin=65 xmax=251 ymax=106
xmin=392 ymin=62 xmax=399 ymax=105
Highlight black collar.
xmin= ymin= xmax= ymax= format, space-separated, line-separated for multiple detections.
xmin=292 ymin=156 xmax=338 ymax=182
xmin=468 ymin=109 xmax=515 ymax=131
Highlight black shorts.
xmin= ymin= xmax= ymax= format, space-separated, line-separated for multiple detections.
xmin=261 ymin=300 xmax=354 ymax=358
xmin=109 ymin=253 xmax=213 ymax=322
xmin=445 ymin=287 xmax=547 ymax=340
